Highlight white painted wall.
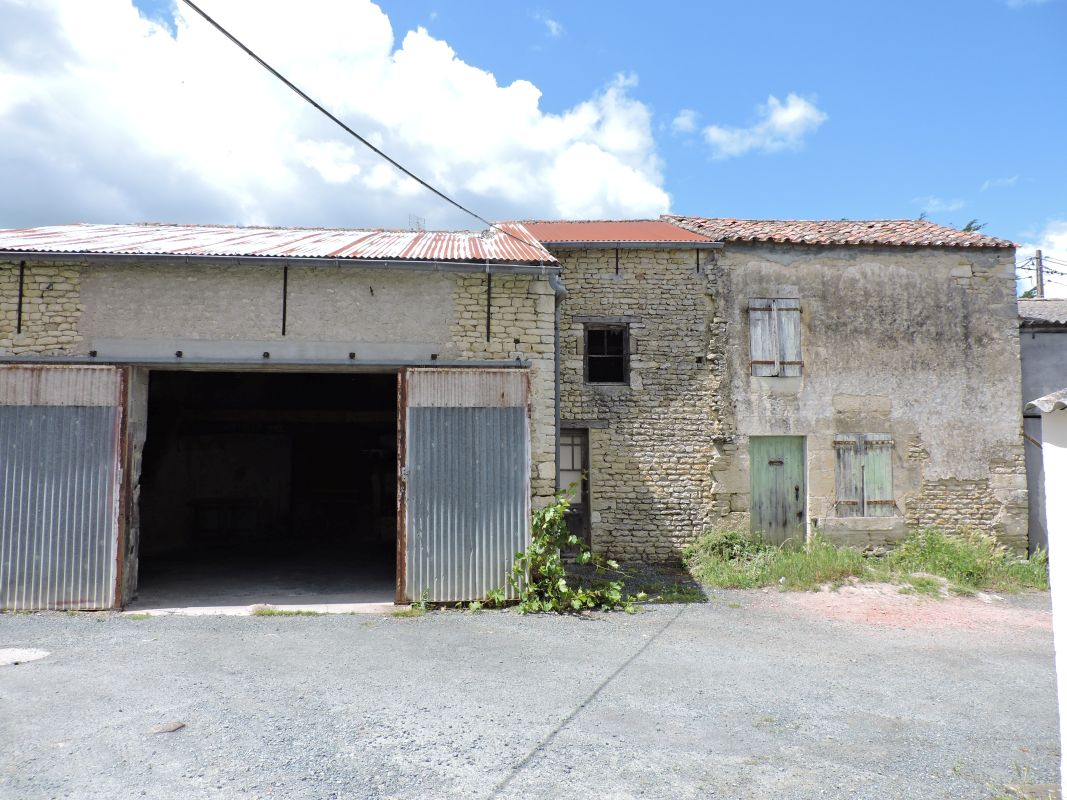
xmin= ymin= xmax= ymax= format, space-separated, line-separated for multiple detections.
xmin=1039 ymin=407 xmax=1067 ymax=792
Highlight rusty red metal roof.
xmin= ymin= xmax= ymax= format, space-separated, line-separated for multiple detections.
xmin=521 ymin=220 xmax=715 ymax=244
xmin=0 ymin=222 xmax=557 ymax=265
xmin=664 ymin=216 xmax=1016 ymax=249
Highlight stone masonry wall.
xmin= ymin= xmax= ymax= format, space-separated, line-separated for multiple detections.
xmin=0 ymin=261 xmax=84 ymax=355
xmin=558 ymin=248 xmax=722 ymax=562
xmin=449 ymin=273 xmax=558 ymax=507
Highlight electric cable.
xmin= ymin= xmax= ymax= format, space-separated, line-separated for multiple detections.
xmin=179 ymin=0 xmax=542 ymax=252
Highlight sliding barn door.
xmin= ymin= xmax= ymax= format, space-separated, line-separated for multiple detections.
xmin=0 ymin=365 xmax=125 ymax=610
xmin=399 ymin=368 xmax=530 ymax=603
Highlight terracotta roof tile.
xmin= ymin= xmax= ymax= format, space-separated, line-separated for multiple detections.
xmin=663 ymin=216 xmax=1016 ymax=249
xmin=519 ymin=219 xmax=713 ymax=244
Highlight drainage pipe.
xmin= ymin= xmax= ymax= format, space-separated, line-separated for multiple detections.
xmin=548 ymin=273 xmax=568 ymax=495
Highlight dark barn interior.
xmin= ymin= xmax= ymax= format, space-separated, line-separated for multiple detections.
xmin=134 ymin=371 xmax=398 ymax=608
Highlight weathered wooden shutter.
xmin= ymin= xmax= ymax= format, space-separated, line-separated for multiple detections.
xmin=833 ymin=433 xmax=896 ymax=518
xmin=748 ymin=300 xmax=778 ymax=376
xmin=833 ymin=434 xmax=863 ymax=517
xmin=749 ymin=299 xmax=802 ymax=377
xmin=862 ymin=434 xmax=896 ymax=517
xmin=775 ymin=299 xmax=802 ymax=377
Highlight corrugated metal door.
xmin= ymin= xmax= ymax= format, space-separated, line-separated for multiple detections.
xmin=399 ymin=369 xmax=530 ymax=603
xmin=0 ymin=365 xmax=126 ymax=611
xmin=749 ymin=436 xmax=805 ymax=545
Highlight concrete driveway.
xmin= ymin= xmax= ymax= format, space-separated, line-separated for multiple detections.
xmin=0 ymin=587 xmax=1057 ymax=799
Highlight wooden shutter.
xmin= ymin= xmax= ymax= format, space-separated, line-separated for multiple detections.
xmin=748 ymin=300 xmax=778 ymax=376
xmin=833 ymin=434 xmax=863 ymax=517
xmin=775 ymin=299 xmax=802 ymax=377
xmin=833 ymin=433 xmax=896 ymax=518
xmin=862 ymin=434 xmax=896 ymax=517
xmin=749 ymin=299 xmax=802 ymax=377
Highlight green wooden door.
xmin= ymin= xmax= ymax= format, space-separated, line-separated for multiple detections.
xmin=749 ymin=436 xmax=806 ymax=545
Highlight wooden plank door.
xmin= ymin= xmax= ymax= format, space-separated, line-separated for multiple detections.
xmin=749 ymin=436 xmax=806 ymax=545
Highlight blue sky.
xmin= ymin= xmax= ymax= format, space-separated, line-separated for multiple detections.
xmin=385 ymin=0 xmax=1066 ymax=241
xmin=134 ymin=0 xmax=1065 ymax=239
xmin=3 ymin=0 xmax=1065 ymax=288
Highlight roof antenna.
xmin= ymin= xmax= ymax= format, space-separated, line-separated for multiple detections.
xmin=408 ymin=214 xmax=425 ymax=232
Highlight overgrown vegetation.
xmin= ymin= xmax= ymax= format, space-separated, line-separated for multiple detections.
xmin=496 ymin=493 xmax=645 ymax=613
xmin=684 ymin=525 xmax=1048 ymax=595
xmin=251 ymin=607 xmax=325 ymax=617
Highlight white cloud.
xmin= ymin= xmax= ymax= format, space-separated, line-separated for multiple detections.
xmin=671 ymin=109 xmax=698 ymax=134
xmin=912 ymin=195 xmax=966 ymax=213
xmin=1018 ymin=220 xmax=1067 ymax=299
xmin=530 ymin=11 xmax=563 ymax=38
xmin=702 ymin=93 xmax=827 ymax=159
xmin=0 ymin=0 xmax=668 ymax=229
xmin=980 ymin=175 xmax=1019 ymax=191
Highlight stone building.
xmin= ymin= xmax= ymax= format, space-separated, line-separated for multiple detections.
xmin=1019 ymin=299 xmax=1067 ymax=553
xmin=0 ymin=216 xmax=1030 ymax=610
xmin=526 ymin=218 xmax=1028 ymax=559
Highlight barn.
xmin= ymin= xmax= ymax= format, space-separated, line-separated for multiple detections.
xmin=0 ymin=223 xmax=561 ymax=611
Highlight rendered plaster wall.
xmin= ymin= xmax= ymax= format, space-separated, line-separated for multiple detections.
xmin=556 ymin=247 xmax=718 ymax=561
xmin=713 ymin=244 xmax=1027 ymax=550
xmin=1021 ymin=328 xmax=1067 ymax=552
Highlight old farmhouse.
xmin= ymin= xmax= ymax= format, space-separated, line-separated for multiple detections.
xmin=0 ymin=217 xmax=1027 ymax=610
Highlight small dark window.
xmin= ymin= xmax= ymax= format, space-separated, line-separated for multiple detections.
xmin=584 ymin=325 xmax=629 ymax=384
xmin=558 ymin=430 xmax=590 ymax=547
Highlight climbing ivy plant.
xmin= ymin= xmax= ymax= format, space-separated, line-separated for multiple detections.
xmin=502 ymin=492 xmax=644 ymax=613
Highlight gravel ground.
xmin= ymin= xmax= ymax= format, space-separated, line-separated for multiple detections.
xmin=0 ymin=588 xmax=1057 ymax=799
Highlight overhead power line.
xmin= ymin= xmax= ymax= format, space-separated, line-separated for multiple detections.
xmin=178 ymin=0 xmax=539 ymax=252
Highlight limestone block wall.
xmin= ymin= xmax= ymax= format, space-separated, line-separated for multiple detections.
xmin=449 ymin=273 xmax=558 ymax=506
xmin=557 ymin=248 xmax=719 ymax=561
xmin=0 ymin=261 xmax=84 ymax=355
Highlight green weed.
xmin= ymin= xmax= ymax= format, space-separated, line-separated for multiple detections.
xmin=251 ymin=607 xmax=324 ymax=617
xmin=684 ymin=525 xmax=1048 ymax=595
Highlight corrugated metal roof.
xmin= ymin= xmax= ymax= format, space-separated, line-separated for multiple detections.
xmin=1026 ymin=388 xmax=1067 ymax=413
xmin=1019 ymin=299 xmax=1067 ymax=326
xmin=0 ymin=222 xmax=557 ymax=265
xmin=521 ymin=219 xmax=714 ymax=244
xmin=664 ymin=216 xmax=1017 ymax=249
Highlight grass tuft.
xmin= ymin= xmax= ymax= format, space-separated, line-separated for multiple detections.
xmin=392 ymin=608 xmax=427 ymax=618
xmin=684 ymin=528 xmax=868 ymax=590
xmin=684 ymin=525 xmax=1048 ymax=595
xmin=251 ymin=607 xmax=324 ymax=617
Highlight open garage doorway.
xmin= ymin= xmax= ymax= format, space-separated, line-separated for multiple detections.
xmin=130 ymin=371 xmax=397 ymax=612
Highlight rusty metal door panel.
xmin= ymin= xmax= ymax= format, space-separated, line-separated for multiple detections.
xmin=0 ymin=366 xmax=124 ymax=611
xmin=749 ymin=436 xmax=805 ymax=545
xmin=401 ymin=369 xmax=530 ymax=603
